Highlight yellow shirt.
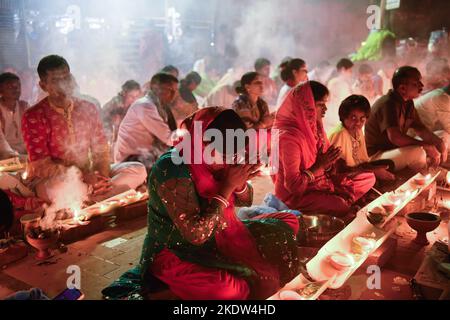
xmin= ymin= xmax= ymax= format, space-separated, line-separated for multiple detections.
xmin=328 ymin=124 xmax=369 ymax=167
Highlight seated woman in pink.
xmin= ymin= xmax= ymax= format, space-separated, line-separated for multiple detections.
xmin=273 ymin=81 xmax=375 ymax=217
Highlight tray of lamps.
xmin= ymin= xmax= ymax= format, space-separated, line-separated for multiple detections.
xmin=280 ymin=171 xmax=441 ymax=298
xmin=69 ymin=189 xmax=148 ymax=224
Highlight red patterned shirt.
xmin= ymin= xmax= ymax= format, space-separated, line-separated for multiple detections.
xmin=21 ymin=97 xmax=110 ymax=179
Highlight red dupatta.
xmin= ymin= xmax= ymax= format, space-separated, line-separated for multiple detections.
xmin=177 ymin=107 xmax=279 ymax=297
xmin=273 ymin=81 xmax=334 ymax=191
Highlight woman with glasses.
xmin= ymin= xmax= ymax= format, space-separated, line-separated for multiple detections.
xmin=328 ymin=95 xmax=395 ymax=181
xmin=232 ymin=72 xmax=274 ymax=129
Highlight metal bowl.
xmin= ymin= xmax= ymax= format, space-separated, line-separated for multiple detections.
xmin=297 ymin=214 xmax=345 ymax=247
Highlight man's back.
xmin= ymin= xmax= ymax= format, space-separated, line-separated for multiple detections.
xmin=414 ymin=87 xmax=450 ymax=133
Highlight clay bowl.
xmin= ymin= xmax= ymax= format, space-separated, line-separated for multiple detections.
xmin=297 ymin=215 xmax=345 ymax=247
xmin=26 ymin=233 xmax=57 ymax=260
xmin=405 ymin=212 xmax=441 ymax=246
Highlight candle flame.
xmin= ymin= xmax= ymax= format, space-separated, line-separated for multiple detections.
xmin=22 ymin=171 xmax=28 ymax=180
xmin=447 ymin=172 xmax=450 ymax=184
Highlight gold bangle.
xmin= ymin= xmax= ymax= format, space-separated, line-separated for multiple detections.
xmin=304 ymin=170 xmax=315 ymax=183
xmin=212 ymin=195 xmax=230 ymax=208
xmin=234 ymin=184 xmax=248 ymax=195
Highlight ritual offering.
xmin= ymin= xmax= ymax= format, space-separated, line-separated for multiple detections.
xmin=367 ymin=206 xmax=387 ymax=225
xmin=414 ymin=174 xmax=431 ymax=186
xmin=26 ymin=227 xmax=58 ymax=260
xmin=328 ymin=252 xmax=355 ymax=272
xmin=279 ymin=281 xmax=326 ymax=300
xmin=351 ymin=236 xmax=376 ymax=254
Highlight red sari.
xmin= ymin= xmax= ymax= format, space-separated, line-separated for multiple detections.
xmin=273 ymin=82 xmax=375 ymax=216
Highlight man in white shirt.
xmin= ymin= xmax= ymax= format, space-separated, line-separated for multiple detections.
xmin=324 ymin=58 xmax=354 ymax=133
xmin=115 ymin=73 xmax=178 ymax=170
xmin=0 ymin=72 xmax=29 ymax=160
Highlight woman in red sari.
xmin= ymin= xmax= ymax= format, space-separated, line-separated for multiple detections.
xmin=273 ymin=81 xmax=375 ymax=217
xmin=102 ymin=107 xmax=299 ymax=300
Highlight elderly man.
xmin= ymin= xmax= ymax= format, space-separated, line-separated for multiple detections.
xmin=365 ymin=66 xmax=448 ymax=172
xmin=22 ymin=55 xmax=146 ymax=204
xmin=114 ymin=72 xmax=178 ymax=170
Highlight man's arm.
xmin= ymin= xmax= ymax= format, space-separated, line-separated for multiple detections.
xmin=0 ymin=125 xmax=19 ymax=159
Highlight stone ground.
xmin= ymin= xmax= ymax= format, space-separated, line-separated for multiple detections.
xmin=0 ymin=174 xmax=449 ymax=300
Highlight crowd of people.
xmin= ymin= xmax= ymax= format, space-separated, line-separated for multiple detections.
xmin=0 ymin=36 xmax=450 ymax=300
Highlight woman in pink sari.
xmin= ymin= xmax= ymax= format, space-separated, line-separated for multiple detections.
xmin=273 ymin=81 xmax=375 ymax=217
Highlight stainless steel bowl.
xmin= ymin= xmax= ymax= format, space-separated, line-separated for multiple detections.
xmin=297 ymin=214 xmax=345 ymax=247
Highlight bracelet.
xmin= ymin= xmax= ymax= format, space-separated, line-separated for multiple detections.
xmin=234 ymin=184 xmax=248 ymax=195
xmin=212 ymin=195 xmax=230 ymax=208
xmin=303 ymin=170 xmax=315 ymax=183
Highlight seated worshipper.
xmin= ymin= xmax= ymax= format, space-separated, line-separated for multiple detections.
xmin=273 ymin=81 xmax=375 ymax=217
xmin=115 ymin=73 xmax=178 ymax=170
xmin=232 ymin=72 xmax=273 ymax=129
xmin=102 ymin=107 xmax=300 ymax=300
xmin=254 ymin=58 xmax=278 ymax=108
xmin=325 ymin=58 xmax=354 ymax=133
xmin=142 ymin=65 xmax=180 ymax=94
xmin=21 ymin=55 xmax=147 ymax=204
xmin=171 ymin=71 xmax=201 ymax=126
xmin=275 ymin=58 xmax=308 ymax=111
xmin=0 ymin=72 xmax=29 ymax=160
xmin=160 ymin=65 xmax=179 ymax=79
xmin=352 ymin=64 xmax=380 ymax=105
xmin=414 ymin=83 xmax=450 ymax=136
xmin=178 ymin=71 xmax=201 ymax=107
xmin=365 ymin=66 xmax=448 ymax=172
xmin=329 ymin=95 xmax=395 ymax=181
xmin=102 ymin=80 xmax=142 ymax=143
xmin=272 ymin=56 xmax=292 ymax=92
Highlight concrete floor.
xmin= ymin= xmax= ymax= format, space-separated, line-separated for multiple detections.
xmin=1 ymin=174 xmax=448 ymax=300
xmin=0 ymin=176 xmax=274 ymax=300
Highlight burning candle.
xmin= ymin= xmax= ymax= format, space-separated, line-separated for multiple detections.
xmin=21 ymin=171 xmax=28 ymax=180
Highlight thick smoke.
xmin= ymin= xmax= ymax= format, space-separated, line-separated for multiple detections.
xmin=231 ymin=0 xmax=370 ymax=69
xmin=39 ymin=166 xmax=89 ymax=230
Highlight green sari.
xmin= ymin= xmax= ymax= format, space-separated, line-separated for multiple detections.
xmin=102 ymin=148 xmax=299 ymax=300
